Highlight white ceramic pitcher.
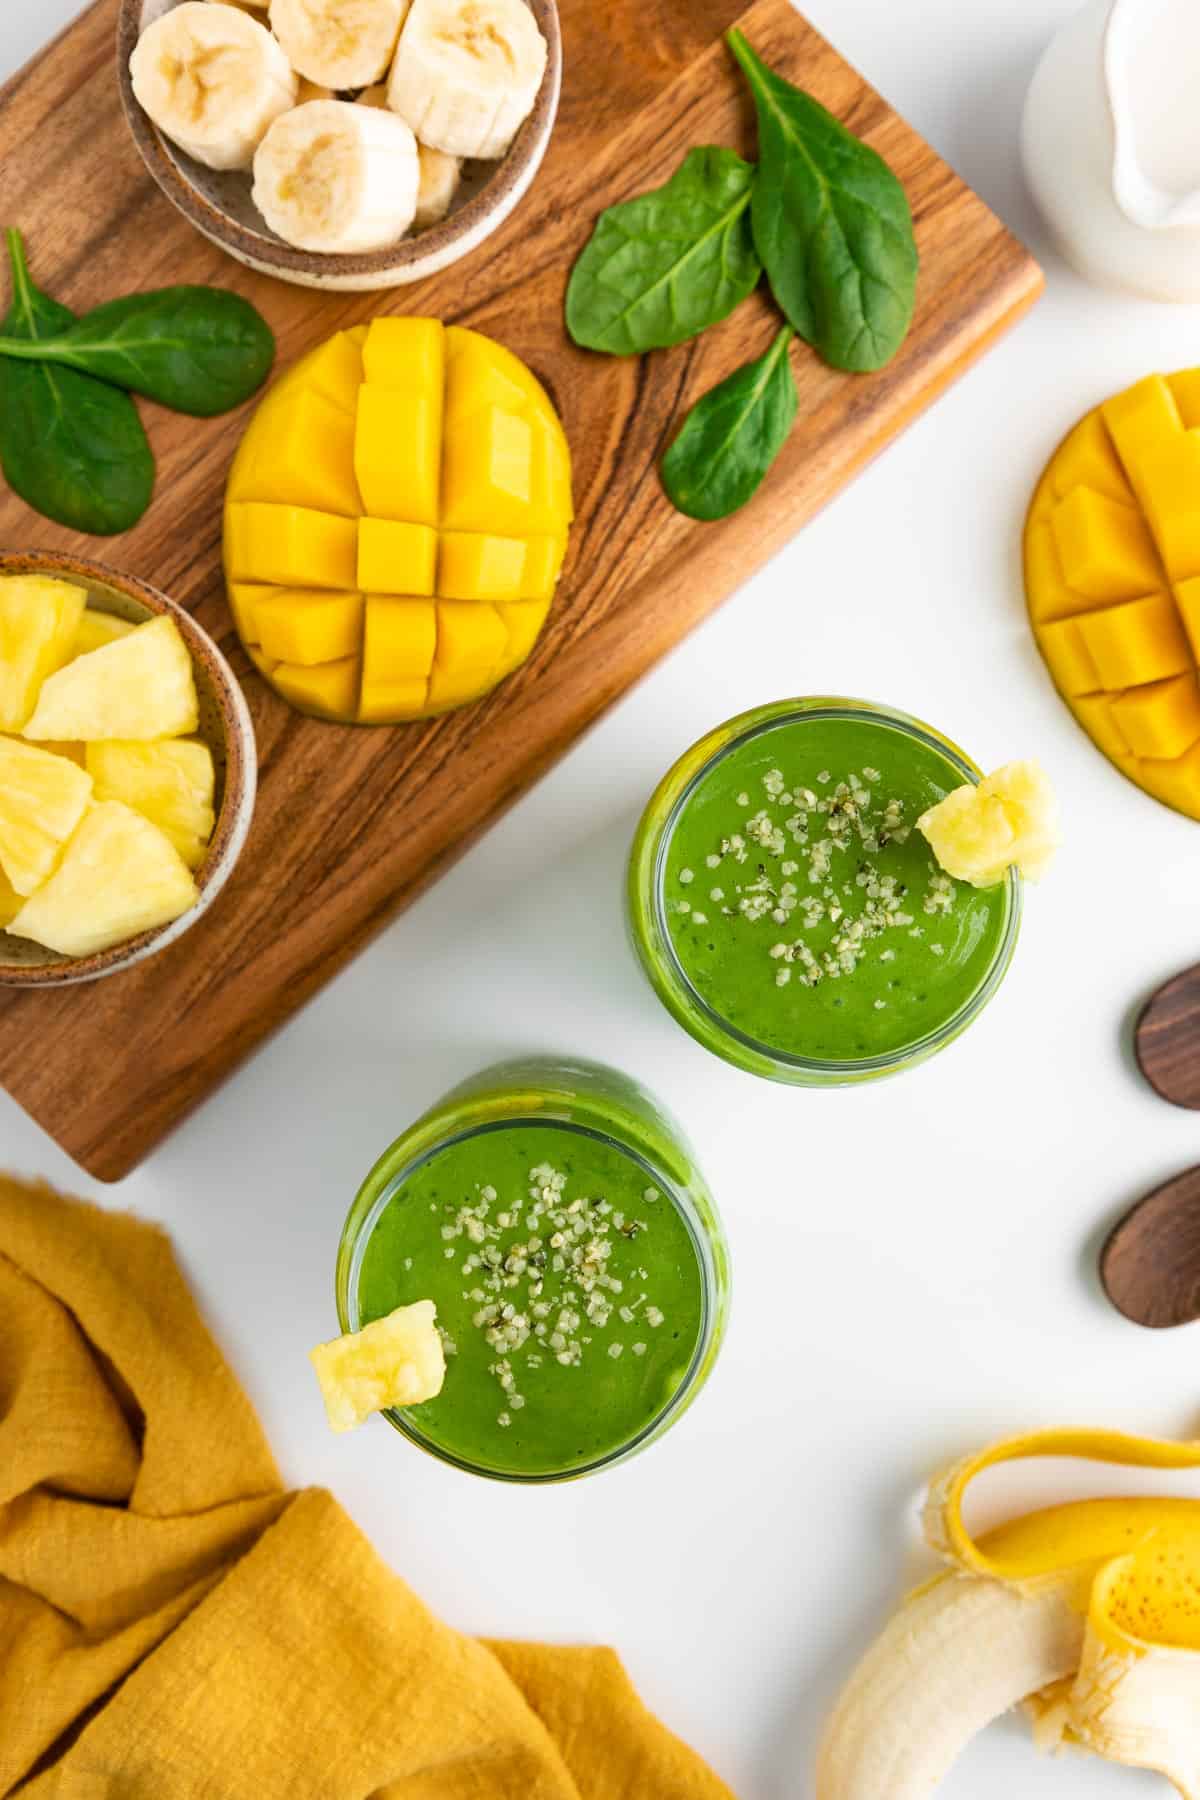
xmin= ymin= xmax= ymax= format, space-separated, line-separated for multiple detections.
xmin=1022 ymin=0 xmax=1200 ymax=300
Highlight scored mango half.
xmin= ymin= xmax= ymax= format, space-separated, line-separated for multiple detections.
xmin=223 ymin=318 xmax=574 ymax=725
xmin=1026 ymin=370 xmax=1200 ymax=820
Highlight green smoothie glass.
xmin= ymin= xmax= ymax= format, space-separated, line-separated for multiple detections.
xmin=336 ymin=1058 xmax=730 ymax=1483
xmin=628 ymin=698 xmax=1022 ymax=1085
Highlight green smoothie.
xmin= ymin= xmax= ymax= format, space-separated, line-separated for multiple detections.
xmin=355 ymin=1121 xmax=707 ymax=1479
xmin=656 ymin=710 xmax=1014 ymax=1064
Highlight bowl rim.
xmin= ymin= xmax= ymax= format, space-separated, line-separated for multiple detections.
xmin=114 ymin=0 xmax=563 ymax=279
xmin=0 ymin=549 xmax=256 ymax=987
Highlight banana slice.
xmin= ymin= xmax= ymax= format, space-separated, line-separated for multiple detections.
xmin=269 ymin=0 xmax=408 ymax=91
xmin=387 ymin=0 xmax=547 ymax=161
xmin=355 ymin=85 xmax=461 ymax=227
xmin=414 ymin=144 xmax=462 ymax=227
xmin=131 ymin=2 xmax=297 ymax=172
xmin=205 ymin=0 xmax=269 ymax=13
xmin=252 ymin=99 xmax=419 ymax=253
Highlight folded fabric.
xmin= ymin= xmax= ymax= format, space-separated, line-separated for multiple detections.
xmin=0 ymin=1176 xmax=733 ymax=1799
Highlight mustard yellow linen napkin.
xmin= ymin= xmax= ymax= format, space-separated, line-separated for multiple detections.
xmin=0 ymin=1177 xmax=733 ymax=1800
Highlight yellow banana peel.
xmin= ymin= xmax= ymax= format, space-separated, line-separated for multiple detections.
xmin=818 ymin=1428 xmax=1200 ymax=1798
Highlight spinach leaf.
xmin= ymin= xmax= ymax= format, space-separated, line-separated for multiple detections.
xmin=662 ymin=325 xmax=796 ymax=520
xmin=566 ymin=146 xmax=762 ymax=355
xmin=727 ymin=30 xmax=918 ymax=373
xmin=0 ymin=230 xmax=154 ymax=536
xmin=0 ymin=286 xmax=275 ymax=416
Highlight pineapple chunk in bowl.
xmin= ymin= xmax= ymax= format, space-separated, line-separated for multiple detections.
xmin=0 ymin=550 xmax=256 ymax=986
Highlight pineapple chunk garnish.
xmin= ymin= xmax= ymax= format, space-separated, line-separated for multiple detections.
xmin=87 ymin=740 xmax=216 ymax=870
xmin=0 ymin=575 xmax=87 ymax=732
xmin=7 ymin=800 xmax=198 ymax=957
xmin=0 ymin=735 xmax=93 ymax=896
xmin=71 ymin=610 xmax=135 ymax=661
xmin=310 ymin=1300 xmax=446 ymax=1434
xmin=918 ymin=760 xmax=1060 ymax=887
xmin=23 ymin=616 xmax=199 ymax=744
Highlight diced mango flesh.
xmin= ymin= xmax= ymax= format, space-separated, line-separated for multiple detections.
xmin=1026 ymin=367 xmax=1200 ymax=819
xmin=309 ymin=1299 xmax=446 ymax=1432
xmin=223 ymin=317 xmax=572 ymax=725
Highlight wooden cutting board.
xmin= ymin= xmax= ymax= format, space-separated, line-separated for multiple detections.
xmin=0 ymin=0 xmax=1041 ymax=1180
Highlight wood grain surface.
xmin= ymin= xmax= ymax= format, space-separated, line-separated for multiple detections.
xmin=1136 ymin=962 xmax=1200 ymax=1110
xmin=0 ymin=0 xmax=1043 ymax=1179
xmin=1101 ymin=1166 xmax=1200 ymax=1329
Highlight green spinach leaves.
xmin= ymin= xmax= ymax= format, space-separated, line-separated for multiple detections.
xmin=662 ymin=326 xmax=797 ymax=520
xmin=728 ymin=31 xmax=917 ymax=372
xmin=0 ymin=285 xmax=276 ymax=417
xmin=566 ymin=147 xmax=761 ymax=354
xmin=0 ymin=229 xmax=276 ymax=536
xmin=565 ymin=34 xmax=919 ymax=518
xmin=0 ymin=230 xmax=154 ymax=536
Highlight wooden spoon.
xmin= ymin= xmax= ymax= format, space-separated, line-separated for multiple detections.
xmin=1101 ymin=1167 xmax=1200 ymax=1327
xmin=1136 ymin=964 xmax=1200 ymax=1108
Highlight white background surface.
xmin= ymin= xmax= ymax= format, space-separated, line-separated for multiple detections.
xmin=4 ymin=1 xmax=1200 ymax=1795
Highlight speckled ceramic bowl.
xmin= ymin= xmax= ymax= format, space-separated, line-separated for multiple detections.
xmin=0 ymin=551 xmax=256 ymax=987
xmin=116 ymin=0 xmax=562 ymax=292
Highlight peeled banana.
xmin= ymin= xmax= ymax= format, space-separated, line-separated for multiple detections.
xmin=357 ymin=85 xmax=461 ymax=229
xmin=253 ymin=98 xmax=419 ymax=253
xmin=130 ymin=1 xmax=297 ymax=172
xmin=269 ymin=0 xmax=409 ymax=90
xmin=387 ymin=0 xmax=548 ymax=160
xmin=818 ymin=1428 xmax=1200 ymax=1799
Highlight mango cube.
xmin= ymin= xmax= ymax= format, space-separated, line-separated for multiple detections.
xmin=1133 ymin=432 xmax=1200 ymax=580
xmin=1102 ymin=374 xmax=1183 ymax=509
xmin=226 ymin=503 xmax=358 ymax=590
xmin=355 ymin=386 xmax=440 ymax=527
xmin=438 ymin=532 xmax=528 ymax=602
xmin=223 ymin=318 xmax=571 ymax=725
xmin=272 ymin=656 xmax=362 ymax=721
xmin=255 ymin=590 xmax=364 ymax=667
xmin=1110 ymin=673 xmax=1200 ymax=760
xmin=358 ymin=519 xmax=437 ymax=595
xmin=231 ymin=387 xmax=361 ymax=519
xmin=363 ymin=597 xmax=437 ymax=680
xmin=0 ymin=575 xmax=88 ymax=732
xmin=1035 ymin=617 xmax=1101 ymax=697
xmin=1051 ymin=487 xmax=1162 ymax=600
xmin=1170 ymin=368 xmax=1200 ymax=429
xmin=1071 ymin=694 xmax=1135 ymax=764
xmin=1024 ymin=520 xmax=1084 ymax=624
xmin=1140 ymin=740 xmax=1200 ymax=814
xmin=1076 ymin=593 xmax=1192 ymax=688
xmin=1050 ymin=413 xmax=1134 ymax=507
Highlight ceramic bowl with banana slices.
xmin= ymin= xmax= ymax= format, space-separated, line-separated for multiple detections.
xmin=117 ymin=0 xmax=561 ymax=290
xmin=0 ymin=551 xmax=256 ymax=986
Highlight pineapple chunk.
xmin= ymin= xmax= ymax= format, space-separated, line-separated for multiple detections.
xmin=309 ymin=1300 xmax=445 ymax=1433
xmin=918 ymin=760 xmax=1061 ymax=887
xmin=0 ymin=735 xmax=93 ymax=895
xmin=87 ymin=740 xmax=216 ymax=870
xmin=8 ymin=800 xmax=198 ymax=957
xmin=23 ymin=616 xmax=198 ymax=743
xmin=0 ymin=575 xmax=87 ymax=731
xmin=71 ymin=610 xmax=135 ymax=661
xmin=0 ymin=866 xmax=23 ymax=929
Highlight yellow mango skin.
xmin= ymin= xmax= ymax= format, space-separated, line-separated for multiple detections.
xmin=223 ymin=317 xmax=573 ymax=726
xmin=1026 ymin=367 xmax=1200 ymax=820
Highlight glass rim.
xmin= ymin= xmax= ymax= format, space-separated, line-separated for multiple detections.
xmin=337 ymin=1106 xmax=722 ymax=1485
xmin=642 ymin=696 xmax=1023 ymax=1077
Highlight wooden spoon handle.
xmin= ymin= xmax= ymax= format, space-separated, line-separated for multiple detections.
xmin=1135 ymin=962 xmax=1200 ymax=1109
xmin=1101 ymin=1165 xmax=1200 ymax=1328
